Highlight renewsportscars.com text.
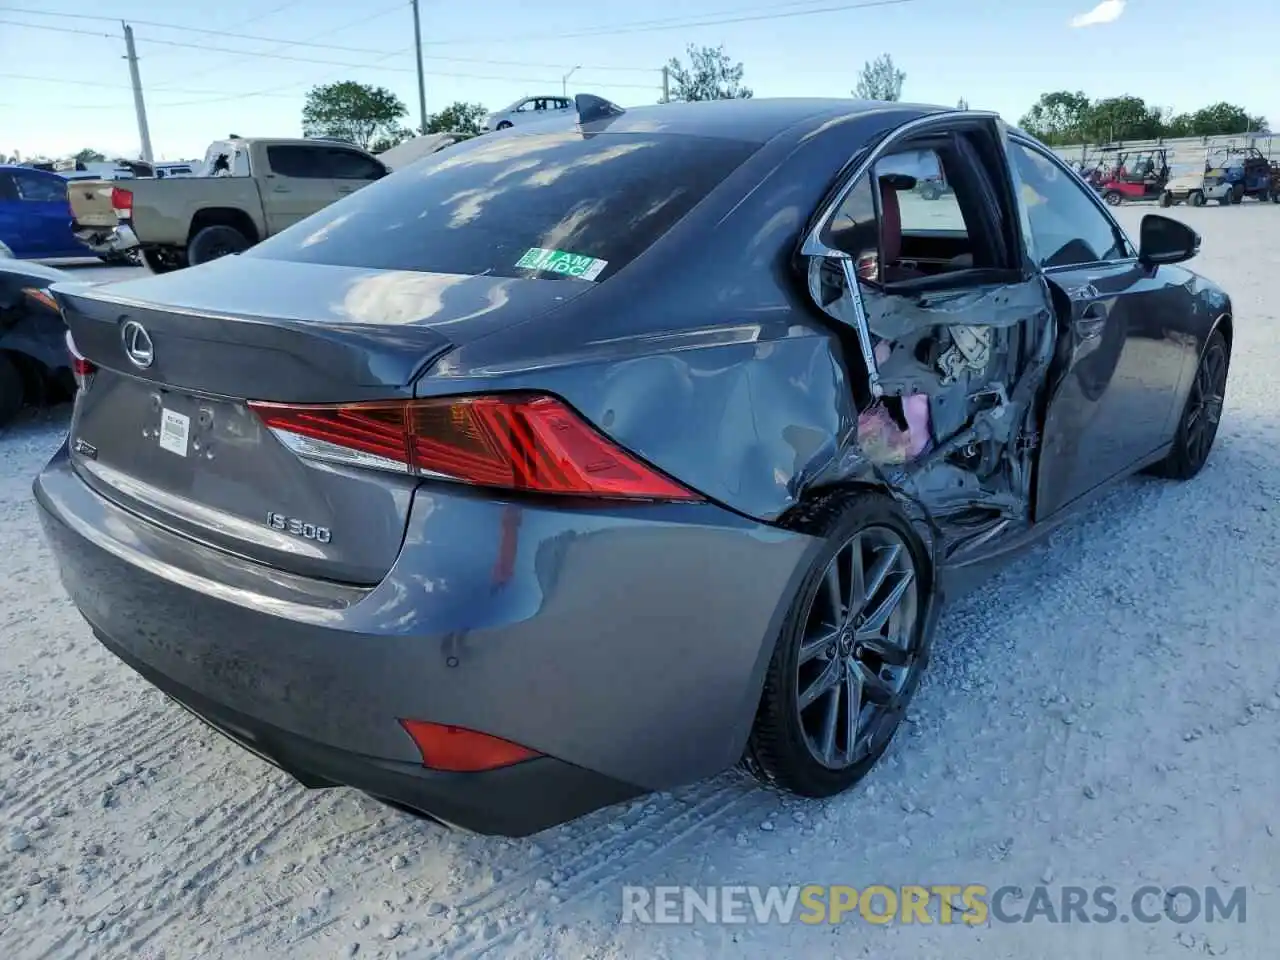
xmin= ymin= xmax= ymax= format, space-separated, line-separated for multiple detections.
xmin=621 ymin=884 xmax=1247 ymax=926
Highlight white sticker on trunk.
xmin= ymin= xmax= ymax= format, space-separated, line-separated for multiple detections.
xmin=159 ymin=408 xmax=190 ymax=457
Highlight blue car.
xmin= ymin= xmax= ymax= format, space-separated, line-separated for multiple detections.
xmin=0 ymin=165 xmax=90 ymax=259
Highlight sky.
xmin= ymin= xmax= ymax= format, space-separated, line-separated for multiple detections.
xmin=1 ymin=0 xmax=1277 ymax=161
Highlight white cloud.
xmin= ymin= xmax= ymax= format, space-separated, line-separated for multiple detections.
xmin=1070 ymin=0 xmax=1126 ymax=27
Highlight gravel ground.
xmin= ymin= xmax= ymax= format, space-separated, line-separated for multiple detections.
xmin=2 ymin=205 xmax=1279 ymax=959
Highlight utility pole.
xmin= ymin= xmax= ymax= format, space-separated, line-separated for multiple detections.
xmin=411 ymin=0 xmax=428 ymax=134
xmin=122 ymin=23 xmax=154 ymax=164
xmin=661 ymin=65 xmax=670 ymax=104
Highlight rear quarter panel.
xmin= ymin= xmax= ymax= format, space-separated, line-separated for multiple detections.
xmin=423 ymin=107 xmax=916 ymax=523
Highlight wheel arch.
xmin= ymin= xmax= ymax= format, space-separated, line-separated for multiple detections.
xmin=187 ymin=207 xmax=261 ymax=245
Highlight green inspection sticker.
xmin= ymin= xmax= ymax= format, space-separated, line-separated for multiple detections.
xmin=515 ymin=247 xmax=609 ymax=281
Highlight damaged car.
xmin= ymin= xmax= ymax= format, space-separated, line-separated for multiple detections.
xmin=35 ymin=95 xmax=1232 ymax=836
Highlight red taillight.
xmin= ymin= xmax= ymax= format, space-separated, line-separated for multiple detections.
xmin=248 ymin=394 xmax=702 ymax=502
xmin=66 ymin=331 xmax=96 ymax=390
xmin=399 ymin=720 xmax=540 ymax=773
xmin=111 ymin=185 xmax=133 ymax=218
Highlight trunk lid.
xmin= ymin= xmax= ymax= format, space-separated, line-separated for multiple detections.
xmin=54 ymin=255 xmax=591 ymax=584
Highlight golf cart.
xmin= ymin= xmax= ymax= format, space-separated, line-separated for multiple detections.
xmin=1094 ymin=146 xmax=1170 ymax=205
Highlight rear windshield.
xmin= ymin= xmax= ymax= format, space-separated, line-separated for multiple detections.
xmin=244 ymin=131 xmax=755 ymax=282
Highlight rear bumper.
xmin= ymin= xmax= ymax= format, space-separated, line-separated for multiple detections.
xmin=71 ymin=223 xmax=138 ymax=254
xmin=97 ymin=630 xmax=641 ymax=835
xmin=35 ymin=445 xmax=814 ymax=834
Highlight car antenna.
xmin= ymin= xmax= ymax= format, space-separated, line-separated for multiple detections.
xmin=574 ymin=94 xmax=625 ymax=125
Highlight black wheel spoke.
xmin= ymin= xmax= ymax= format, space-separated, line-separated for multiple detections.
xmin=853 ymin=659 xmax=897 ymax=705
xmin=799 ymin=655 xmax=841 ymax=710
xmin=798 ymin=628 xmax=838 ymax=666
xmin=824 ymin=562 xmax=844 ymax=627
xmin=842 ymin=661 xmax=863 ymax=764
xmin=846 ymin=536 xmax=866 ymax=619
xmin=857 ymin=568 xmax=915 ymax=636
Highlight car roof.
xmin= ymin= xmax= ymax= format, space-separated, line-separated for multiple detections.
xmin=572 ymin=97 xmax=948 ymax=144
xmin=0 ymin=164 xmax=60 ymax=174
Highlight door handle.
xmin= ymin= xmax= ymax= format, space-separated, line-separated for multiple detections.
xmin=336 ymin=186 xmax=355 ymax=194
xmin=1075 ymin=302 xmax=1108 ymax=339
xmin=272 ymin=185 xmax=290 ymax=193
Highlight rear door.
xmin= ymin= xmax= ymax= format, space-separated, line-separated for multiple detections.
xmin=1007 ymin=138 xmax=1188 ymax=519
xmin=260 ymin=145 xmax=341 ymax=234
xmin=11 ymin=169 xmax=81 ymax=257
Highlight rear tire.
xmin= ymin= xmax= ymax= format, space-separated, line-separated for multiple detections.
xmin=496 ymin=121 xmax=513 ymax=130
xmin=1103 ymin=190 xmax=1122 ymax=206
xmin=1189 ymin=190 xmax=1205 ymax=207
xmin=187 ymin=225 xmax=250 ymax=266
xmin=744 ymin=492 xmax=934 ymax=798
xmin=0 ymin=354 xmax=25 ymax=428
xmin=1158 ymin=191 xmax=1173 ymax=207
xmin=1150 ymin=329 xmax=1228 ymax=481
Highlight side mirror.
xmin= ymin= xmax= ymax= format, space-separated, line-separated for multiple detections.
xmin=1138 ymin=214 xmax=1200 ymax=266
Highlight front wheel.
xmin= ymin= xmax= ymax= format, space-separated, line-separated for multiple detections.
xmin=745 ymin=493 xmax=933 ymax=797
xmin=1103 ymin=190 xmax=1122 ymax=206
xmin=1150 ymin=329 xmax=1229 ymax=481
xmin=495 ymin=121 xmax=513 ymax=130
xmin=1189 ymin=190 xmax=1205 ymax=207
xmin=1158 ymin=191 xmax=1173 ymax=207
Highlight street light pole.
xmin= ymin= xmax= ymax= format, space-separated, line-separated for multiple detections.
xmin=562 ymin=65 xmax=580 ymax=98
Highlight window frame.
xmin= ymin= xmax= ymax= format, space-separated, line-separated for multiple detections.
xmin=322 ymin=147 xmax=386 ymax=181
xmin=265 ymin=144 xmax=329 ymax=179
xmin=12 ymin=169 xmax=67 ymax=204
xmin=1006 ymin=135 xmax=1137 ymax=271
xmin=802 ymin=111 xmax=1026 ymax=286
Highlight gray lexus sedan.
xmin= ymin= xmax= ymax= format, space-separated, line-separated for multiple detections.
xmin=35 ymin=95 xmax=1231 ymax=836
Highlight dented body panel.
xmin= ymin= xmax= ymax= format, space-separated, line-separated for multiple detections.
xmin=427 ymin=105 xmax=1225 ymax=569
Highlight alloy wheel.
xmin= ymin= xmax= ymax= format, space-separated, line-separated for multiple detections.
xmin=794 ymin=526 xmax=921 ymax=770
xmin=1184 ymin=340 xmax=1227 ymax=468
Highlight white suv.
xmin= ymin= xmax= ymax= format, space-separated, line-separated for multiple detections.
xmin=482 ymin=96 xmax=574 ymax=132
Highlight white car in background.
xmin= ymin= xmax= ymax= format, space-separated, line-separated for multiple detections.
xmin=482 ymin=95 xmax=574 ymax=131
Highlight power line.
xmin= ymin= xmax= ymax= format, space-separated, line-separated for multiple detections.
xmin=0 ymin=5 xmax=657 ymax=72
xmin=147 ymin=3 xmax=408 ymax=90
xmin=435 ymin=0 xmax=919 ymax=44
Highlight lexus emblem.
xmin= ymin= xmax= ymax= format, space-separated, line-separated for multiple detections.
xmin=121 ymin=320 xmax=154 ymax=368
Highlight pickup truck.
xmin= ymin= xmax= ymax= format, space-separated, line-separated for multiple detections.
xmin=67 ymin=137 xmax=388 ymax=273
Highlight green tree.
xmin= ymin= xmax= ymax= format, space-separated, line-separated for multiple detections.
xmin=301 ymin=81 xmax=408 ymax=150
xmin=1083 ymin=95 xmax=1164 ymax=142
xmin=854 ymin=54 xmax=905 ymax=102
xmin=73 ymin=148 xmax=106 ymax=164
xmin=1185 ymin=102 xmax=1267 ymax=136
xmin=424 ymin=101 xmax=488 ymax=135
xmin=665 ymin=44 xmax=752 ymax=102
xmin=1018 ymin=90 xmax=1092 ymax=145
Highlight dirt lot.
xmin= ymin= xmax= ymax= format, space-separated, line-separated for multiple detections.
xmin=2 ymin=204 xmax=1279 ymax=959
